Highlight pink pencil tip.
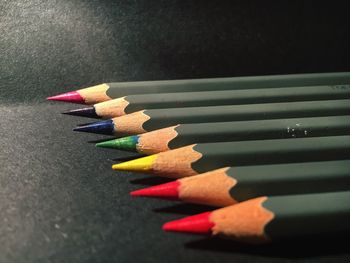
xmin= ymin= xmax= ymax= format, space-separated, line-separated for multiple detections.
xmin=47 ymin=91 xmax=84 ymax=104
xmin=162 ymin=212 xmax=214 ymax=234
xmin=130 ymin=181 xmax=180 ymax=199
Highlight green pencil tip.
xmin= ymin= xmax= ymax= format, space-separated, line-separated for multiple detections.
xmin=96 ymin=135 xmax=139 ymax=151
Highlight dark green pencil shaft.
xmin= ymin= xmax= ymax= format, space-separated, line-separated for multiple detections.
xmin=191 ymin=135 xmax=350 ymax=173
xmin=168 ymin=115 xmax=350 ymax=149
xmin=123 ymin=84 xmax=350 ymax=113
xmin=105 ymin=72 xmax=350 ymax=98
xmin=263 ymin=191 xmax=350 ymax=240
xmin=141 ymin=99 xmax=350 ymax=131
xmin=226 ymin=160 xmax=350 ymax=202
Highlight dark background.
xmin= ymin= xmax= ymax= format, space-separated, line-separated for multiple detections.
xmin=1 ymin=0 xmax=350 ymax=262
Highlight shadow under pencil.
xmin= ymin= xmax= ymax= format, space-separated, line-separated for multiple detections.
xmin=154 ymin=203 xmax=216 ymax=215
xmin=88 ymin=138 xmax=119 ymax=144
xmin=185 ymin=233 xmax=350 ymax=258
xmin=110 ymin=154 xmax=145 ymax=162
xmin=129 ymin=176 xmax=173 ymax=186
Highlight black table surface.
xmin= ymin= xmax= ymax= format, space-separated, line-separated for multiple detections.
xmin=1 ymin=1 xmax=350 ymax=262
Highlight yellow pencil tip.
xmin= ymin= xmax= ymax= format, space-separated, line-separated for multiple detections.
xmin=112 ymin=155 xmax=158 ymax=172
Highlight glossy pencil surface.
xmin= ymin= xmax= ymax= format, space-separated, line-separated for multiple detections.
xmin=112 ymin=135 xmax=350 ymax=178
xmin=48 ymin=72 xmax=350 ymax=104
xmin=132 ymin=160 xmax=350 ymax=206
xmin=75 ymin=99 xmax=350 ymax=135
xmin=65 ymin=84 xmax=350 ymax=118
xmin=163 ymin=191 xmax=350 ymax=243
xmin=98 ymin=115 xmax=350 ymax=154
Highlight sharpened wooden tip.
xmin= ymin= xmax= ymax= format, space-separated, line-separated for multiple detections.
xmin=179 ymin=168 xmax=237 ymax=206
xmin=111 ymin=110 xmax=149 ymax=135
xmin=136 ymin=125 xmax=179 ymax=154
xmin=93 ymin=97 xmax=129 ymax=118
xmin=77 ymin=83 xmax=111 ymax=104
xmin=163 ymin=197 xmax=273 ymax=243
xmin=210 ymin=197 xmax=273 ymax=243
xmin=112 ymin=144 xmax=201 ymax=178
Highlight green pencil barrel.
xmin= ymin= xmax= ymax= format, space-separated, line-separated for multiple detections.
xmin=191 ymin=135 xmax=350 ymax=173
xmin=124 ymin=84 xmax=350 ymax=113
xmin=142 ymin=99 xmax=350 ymax=131
xmin=263 ymin=191 xmax=350 ymax=240
xmin=106 ymin=72 xmax=350 ymax=98
xmin=169 ymin=116 xmax=350 ymax=148
xmin=227 ymin=160 xmax=350 ymax=201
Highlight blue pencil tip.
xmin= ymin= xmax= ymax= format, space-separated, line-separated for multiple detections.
xmin=73 ymin=119 xmax=115 ymax=135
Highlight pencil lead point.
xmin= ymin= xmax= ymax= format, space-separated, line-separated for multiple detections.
xmin=96 ymin=135 xmax=139 ymax=151
xmin=47 ymin=91 xmax=84 ymax=103
xmin=130 ymin=180 xmax=180 ymax=199
xmin=62 ymin=106 xmax=99 ymax=118
xmin=162 ymin=212 xmax=214 ymax=234
xmin=112 ymin=155 xmax=157 ymax=172
xmin=73 ymin=119 xmax=114 ymax=135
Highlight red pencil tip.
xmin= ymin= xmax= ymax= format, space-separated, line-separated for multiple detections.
xmin=130 ymin=181 xmax=180 ymax=199
xmin=47 ymin=91 xmax=84 ymax=104
xmin=162 ymin=212 xmax=214 ymax=234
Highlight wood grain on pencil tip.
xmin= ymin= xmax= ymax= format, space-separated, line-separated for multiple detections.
xmin=47 ymin=84 xmax=110 ymax=104
xmin=130 ymin=167 xmax=236 ymax=206
xmin=96 ymin=125 xmax=179 ymax=153
xmin=112 ymin=144 xmax=202 ymax=178
xmin=63 ymin=98 xmax=130 ymax=118
xmin=163 ymin=196 xmax=273 ymax=243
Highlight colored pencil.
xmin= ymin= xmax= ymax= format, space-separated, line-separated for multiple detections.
xmin=73 ymin=99 xmax=350 ymax=135
xmin=96 ymin=116 xmax=350 ymax=154
xmin=47 ymin=72 xmax=350 ymax=104
xmin=131 ymin=160 xmax=350 ymax=207
xmin=111 ymin=135 xmax=350 ymax=178
xmin=63 ymin=84 xmax=350 ymax=118
xmin=163 ymin=191 xmax=350 ymax=243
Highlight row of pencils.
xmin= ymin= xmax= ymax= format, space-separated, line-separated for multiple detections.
xmin=48 ymin=72 xmax=350 ymax=244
